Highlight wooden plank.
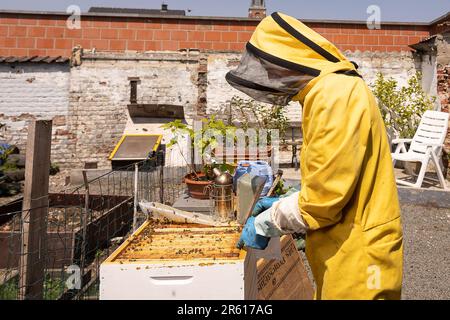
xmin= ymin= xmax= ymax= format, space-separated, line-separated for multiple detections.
xmin=18 ymin=120 xmax=52 ymax=300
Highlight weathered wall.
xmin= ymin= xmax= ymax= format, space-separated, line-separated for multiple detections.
xmin=68 ymin=51 xmax=199 ymax=168
xmin=0 ymin=62 xmax=71 ymax=164
xmin=0 ymin=49 xmax=430 ymax=169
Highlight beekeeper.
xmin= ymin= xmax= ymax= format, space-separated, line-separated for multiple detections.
xmin=230 ymin=12 xmax=403 ymax=300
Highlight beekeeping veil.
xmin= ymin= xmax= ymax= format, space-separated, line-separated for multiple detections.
xmin=226 ymin=12 xmax=360 ymax=105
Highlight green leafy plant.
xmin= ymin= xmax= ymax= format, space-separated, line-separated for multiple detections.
xmin=161 ymin=116 xmax=237 ymax=180
xmin=371 ymin=72 xmax=436 ymax=138
xmin=228 ymin=96 xmax=289 ymax=144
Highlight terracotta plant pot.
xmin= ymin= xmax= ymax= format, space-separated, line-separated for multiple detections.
xmin=183 ymin=172 xmax=213 ymax=200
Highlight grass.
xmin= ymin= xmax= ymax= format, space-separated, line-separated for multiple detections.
xmin=0 ymin=274 xmax=66 ymax=300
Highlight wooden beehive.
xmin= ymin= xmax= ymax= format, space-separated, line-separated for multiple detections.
xmin=100 ymin=220 xmax=313 ymax=300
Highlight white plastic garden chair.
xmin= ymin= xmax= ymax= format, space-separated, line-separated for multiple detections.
xmin=391 ymin=110 xmax=449 ymax=190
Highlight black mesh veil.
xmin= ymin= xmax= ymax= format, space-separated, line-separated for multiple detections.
xmin=226 ymin=47 xmax=315 ymax=106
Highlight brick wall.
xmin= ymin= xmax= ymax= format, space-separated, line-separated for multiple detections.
xmin=67 ymin=52 xmax=199 ymax=168
xmin=437 ymin=66 xmax=450 ymax=153
xmin=0 ymin=62 xmax=71 ymax=164
xmin=0 ymin=12 xmax=432 ymax=57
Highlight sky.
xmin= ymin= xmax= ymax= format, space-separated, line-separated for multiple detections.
xmin=0 ymin=0 xmax=449 ymax=23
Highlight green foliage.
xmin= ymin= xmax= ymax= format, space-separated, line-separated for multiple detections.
xmin=0 ymin=145 xmax=14 ymax=163
xmin=371 ymin=72 xmax=436 ymax=138
xmin=229 ymin=96 xmax=289 ymax=144
xmin=0 ymin=275 xmax=65 ymax=300
xmin=161 ymin=116 xmax=237 ymax=177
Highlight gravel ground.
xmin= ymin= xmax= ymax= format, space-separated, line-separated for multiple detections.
xmin=298 ymin=203 xmax=450 ymax=300
xmin=401 ymin=203 xmax=450 ymax=300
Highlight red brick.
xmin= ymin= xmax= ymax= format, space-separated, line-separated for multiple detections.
xmin=230 ymin=24 xmax=246 ymax=31
xmin=36 ymin=38 xmax=54 ymax=49
xmin=409 ymin=36 xmax=425 ymax=44
xmin=65 ymin=28 xmax=82 ymax=39
xmin=334 ymin=34 xmax=349 ymax=44
xmin=145 ymin=41 xmax=161 ymax=51
xmin=145 ymin=19 xmax=162 ymax=30
xmin=101 ymin=29 xmax=118 ymax=39
xmin=238 ymin=31 xmax=252 ymax=42
xmin=222 ymin=32 xmax=237 ymax=42
xmin=110 ymin=39 xmax=126 ymax=51
xmin=83 ymin=28 xmax=101 ymax=39
xmin=136 ymin=29 xmax=153 ymax=40
xmin=213 ymin=21 xmax=230 ymax=31
xmin=46 ymin=49 xmax=70 ymax=56
xmin=188 ymin=31 xmax=205 ymax=42
xmin=337 ymin=45 xmax=354 ymax=52
xmin=322 ymin=26 xmax=341 ymax=34
xmin=55 ymin=39 xmax=73 ymax=49
xmin=212 ymin=42 xmax=229 ymax=50
xmin=28 ymin=26 xmax=46 ymax=37
xmin=197 ymin=42 xmax=213 ymax=50
xmin=154 ymin=30 xmax=171 ymax=40
xmin=111 ymin=20 xmax=127 ymax=28
xmin=0 ymin=26 xmax=7 ymax=36
xmin=162 ymin=21 xmax=179 ymax=30
xmin=74 ymin=39 xmax=92 ymax=49
xmin=0 ymin=48 xmax=10 ymax=56
xmin=127 ymin=40 xmax=145 ymax=51
xmin=161 ymin=41 xmax=179 ymax=51
xmin=19 ymin=18 xmax=38 ymax=26
xmin=348 ymin=35 xmax=364 ymax=45
xmin=179 ymin=41 xmax=197 ymax=49
xmin=379 ymin=35 xmax=394 ymax=45
xmin=400 ymin=28 xmax=416 ymax=36
xmin=0 ymin=38 xmax=16 ymax=48
xmin=118 ymin=29 xmax=136 ymax=40
xmin=229 ymin=42 xmax=244 ymax=51
xmin=8 ymin=26 xmax=27 ymax=37
xmin=46 ymin=27 xmax=65 ymax=38
xmin=197 ymin=23 xmax=212 ymax=31
xmin=0 ymin=17 xmax=18 ymax=25
xmin=92 ymin=19 xmax=110 ymax=28
xmin=127 ymin=19 xmax=146 ymax=29
xmin=28 ymin=49 xmax=47 ymax=56
xmin=245 ymin=23 xmax=257 ymax=32
xmin=9 ymin=48 xmax=29 ymax=56
xmin=17 ymin=38 xmax=35 ymax=48
xmin=393 ymin=36 xmax=409 ymax=45
xmin=38 ymin=18 xmax=57 ymax=26
xmin=179 ymin=20 xmax=197 ymax=31
xmin=205 ymin=31 xmax=221 ymax=41
xmin=364 ymin=35 xmax=378 ymax=45
xmin=339 ymin=26 xmax=357 ymax=35
xmin=171 ymin=30 xmax=187 ymax=41
xmin=92 ymin=39 xmax=109 ymax=50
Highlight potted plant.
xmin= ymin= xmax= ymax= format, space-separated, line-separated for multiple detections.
xmin=162 ymin=116 xmax=237 ymax=199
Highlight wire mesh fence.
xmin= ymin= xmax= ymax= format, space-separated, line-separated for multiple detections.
xmin=0 ymin=158 xmax=187 ymax=300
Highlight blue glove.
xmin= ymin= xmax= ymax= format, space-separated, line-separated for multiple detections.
xmin=252 ymin=196 xmax=279 ymax=216
xmin=236 ymin=216 xmax=269 ymax=250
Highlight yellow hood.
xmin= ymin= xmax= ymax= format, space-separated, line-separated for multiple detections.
xmin=226 ymin=12 xmax=359 ymax=104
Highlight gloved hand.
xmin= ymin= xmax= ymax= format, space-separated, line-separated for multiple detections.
xmin=252 ymin=196 xmax=279 ymax=216
xmin=236 ymin=216 xmax=270 ymax=250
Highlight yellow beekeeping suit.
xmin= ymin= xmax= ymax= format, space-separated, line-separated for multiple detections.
xmin=227 ymin=12 xmax=403 ymax=299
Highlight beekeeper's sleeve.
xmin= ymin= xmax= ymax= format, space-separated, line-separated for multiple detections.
xmin=299 ymin=79 xmax=370 ymax=230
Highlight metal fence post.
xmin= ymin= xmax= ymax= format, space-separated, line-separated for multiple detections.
xmin=80 ymin=170 xmax=90 ymax=291
xmin=133 ymin=163 xmax=139 ymax=231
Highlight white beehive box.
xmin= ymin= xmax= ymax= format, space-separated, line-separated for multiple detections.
xmin=100 ymin=220 xmax=313 ymax=300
